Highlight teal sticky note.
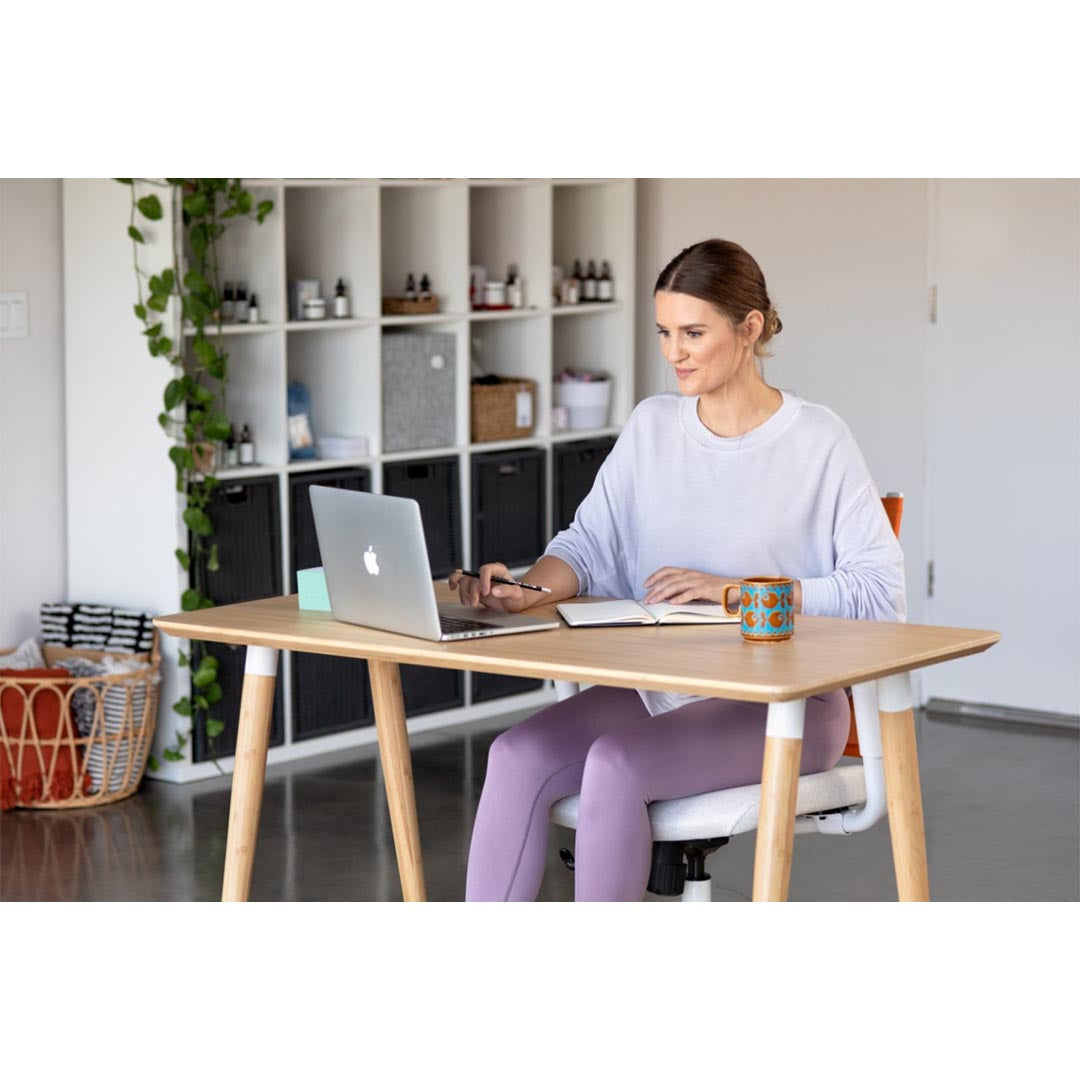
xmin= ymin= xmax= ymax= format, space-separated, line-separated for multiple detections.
xmin=297 ymin=566 xmax=331 ymax=612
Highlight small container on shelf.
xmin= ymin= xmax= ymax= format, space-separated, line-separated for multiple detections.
xmin=316 ymin=434 xmax=370 ymax=459
xmin=383 ymin=272 xmax=439 ymax=316
xmin=471 ymin=375 xmax=537 ymax=442
xmin=553 ymin=368 xmax=612 ymax=430
xmin=289 ymin=278 xmax=321 ymax=321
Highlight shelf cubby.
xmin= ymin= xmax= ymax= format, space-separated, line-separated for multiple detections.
xmin=285 ymin=184 xmax=380 ymax=318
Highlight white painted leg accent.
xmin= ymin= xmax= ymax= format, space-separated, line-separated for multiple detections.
xmin=877 ymin=671 xmax=913 ymax=713
xmin=244 ymin=645 xmax=279 ymax=678
xmin=554 ymin=680 xmax=580 ymax=702
xmin=765 ymin=698 xmax=806 ymax=739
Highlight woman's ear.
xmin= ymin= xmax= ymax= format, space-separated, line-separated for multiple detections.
xmin=740 ymin=309 xmax=765 ymax=345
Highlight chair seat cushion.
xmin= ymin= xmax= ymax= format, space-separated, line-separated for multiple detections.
xmin=549 ymin=765 xmax=867 ymax=841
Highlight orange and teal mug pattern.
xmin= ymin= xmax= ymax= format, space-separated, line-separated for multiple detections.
xmin=721 ymin=577 xmax=795 ymax=642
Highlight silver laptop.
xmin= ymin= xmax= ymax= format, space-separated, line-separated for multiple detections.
xmin=309 ymin=486 xmax=560 ymax=641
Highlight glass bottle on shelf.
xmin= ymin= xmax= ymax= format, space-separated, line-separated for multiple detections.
xmin=583 ymin=260 xmax=598 ymax=301
xmin=334 ymin=278 xmax=350 ymax=318
xmin=419 ymin=273 xmax=432 ymax=300
xmin=572 ymin=259 xmax=584 ymax=298
xmin=405 ymin=273 xmax=417 ymax=300
xmin=234 ymin=282 xmax=249 ymax=322
xmin=221 ymin=282 xmax=235 ymax=323
xmin=238 ymin=424 xmax=255 ymax=465
xmin=598 ymin=261 xmax=614 ymax=302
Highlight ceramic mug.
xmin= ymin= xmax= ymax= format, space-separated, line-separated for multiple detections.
xmin=721 ymin=576 xmax=795 ymax=642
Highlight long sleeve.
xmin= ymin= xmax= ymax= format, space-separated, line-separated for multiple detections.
xmin=543 ymin=427 xmax=636 ymax=599
xmin=799 ymin=480 xmax=907 ymax=622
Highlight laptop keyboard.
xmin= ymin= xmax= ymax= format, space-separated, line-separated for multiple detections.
xmin=439 ymin=614 xmax=503 ymax=634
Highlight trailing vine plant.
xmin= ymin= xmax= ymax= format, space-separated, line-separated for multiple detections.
xmin=119 ymin=179 xmax=274 ymax=770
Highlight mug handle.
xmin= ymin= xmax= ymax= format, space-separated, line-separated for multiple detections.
xmin=721 ymin=583 xmax=741 ymax=616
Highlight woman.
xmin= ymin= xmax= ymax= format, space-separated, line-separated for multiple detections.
xmin=450 ymin=239 xmax=906 ymax=901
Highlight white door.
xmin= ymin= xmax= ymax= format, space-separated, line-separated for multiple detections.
xmin=925 ymin=180 xmax=1080 ymax=715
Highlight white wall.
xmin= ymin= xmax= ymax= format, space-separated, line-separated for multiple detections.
xmin=0 ymin=180 xmax=67 ymax=646
xmin=635 ymin=179 xmax=930 ymax=636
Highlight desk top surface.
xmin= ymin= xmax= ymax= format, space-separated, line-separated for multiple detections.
xmin=155 ymin=586 xmax=1000 ymax=703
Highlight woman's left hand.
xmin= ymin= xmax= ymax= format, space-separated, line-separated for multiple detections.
xmin=642 ymin=567 xmax=739 ymax=605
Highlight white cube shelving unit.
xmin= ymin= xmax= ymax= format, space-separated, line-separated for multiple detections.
xmin=62 ymin=178 xmax=636 ymax=783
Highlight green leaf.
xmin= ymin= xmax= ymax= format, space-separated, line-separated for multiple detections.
xmin=134 ymin=303 xmax=147 ymax=320
xmin=128 ymin=225 xmax=145 ymax=243
xmin=189 ymin=223 xmax=208 ymax=260
xmin=147 ymin=338 xmax=162 ymax=357
xmin=193 ymin=338 xmax=217 ymax=368
xmin=182 ymin=507 xmax=213 ymax=536
xmin=175 ymin=547 xmax=191 ymax=571
xmin=158 ymin=412 xmax=169 ymax=430
xmin=115 ymin=178 xmax=134 ymax=185
xmin=192 ymin=665 xmax=217 ymax=689
xmin=204 ymin=682 xmax=223 ymax=706
xmin=236 ymin=190 xmax=253 ymax=214
xmin=147 ymin=753 xmax=160 ymax=771
xmin=186 ymin=294 xmax=211 ymax=324
xmin=163 ymin=748 xmax=184 ymax=762
xmin=160 ymin=268 xmax=175 ymax=293
xmin=198 ymin=597 xmax=216 ymax=609
xmin=192 ymin=382 xmax=214 ymax=405
xmin=207 ymin=543 xmax=220 ymax=572
xmin=205 ymin=718 xmax=226 ymax=739
xmin=256 ymin=199 xmax=274 ymax=219
xmin=158 ymin=337 xmax=173 ymax=355
xmin=194 ymin=695 xmax=209 ymax=711
xmin=169 ymin=445 xmax=194 ymax=472
xmin=183 ymin=268 xmax=209 ymax=293
xmin=172 ymin=696 xmax=193 ymax=717
xmin=164 ymin=380 xmax=184 ymax=410
xmin=147 ymin=294 xmax=168 ymax=313
xmin=188 ymin=408 xmax=205 ymax=424
xmin=203 ymin=415 xmax=232 ymax=441
xmin=181 ymin=588 xmax=201 ymax=611
xmin=183 ymin=192 xmax=208 ymax=218
xmin=137 ymin=194 xmax=163 ymax=221
xmin=144 ymin=322 xmax=162 ymax=337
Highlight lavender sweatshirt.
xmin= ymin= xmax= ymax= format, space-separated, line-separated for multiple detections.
xmin=544 ymin=390 xmax=907 ymax=716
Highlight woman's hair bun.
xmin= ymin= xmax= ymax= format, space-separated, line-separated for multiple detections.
xmin=766 ymin=308 xmax=783 ymax=337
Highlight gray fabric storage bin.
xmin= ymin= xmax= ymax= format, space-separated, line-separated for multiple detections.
xmin=382 ymin=332 xmax=456 ymax=452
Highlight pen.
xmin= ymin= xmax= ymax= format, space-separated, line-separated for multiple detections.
xmin=457 ymin=570 xmax=552 ymax=594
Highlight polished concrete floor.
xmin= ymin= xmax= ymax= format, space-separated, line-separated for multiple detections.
xmin=1 ymin=706 xmax=1077 ymax=901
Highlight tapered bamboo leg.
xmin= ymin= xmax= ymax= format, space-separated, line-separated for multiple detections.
xmin=753 ymin=699 xmax=806 ymax=901
xmin=369 ymin=659 xmax=427 ymax=902
xmin=222 ymin=646 xmax=278 ymax=902
xmin=878 ymin=672 xmax=930 ymax=901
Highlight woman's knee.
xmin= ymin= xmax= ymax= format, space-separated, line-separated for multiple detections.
xmin=581 ymin=732 xmax=647 ymax=800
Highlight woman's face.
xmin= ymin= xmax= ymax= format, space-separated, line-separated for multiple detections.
xmin=654 ymin=290 xmax=755 ymax=397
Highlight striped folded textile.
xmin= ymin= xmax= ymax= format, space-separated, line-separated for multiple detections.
xmin=40 ymin=603 xmax=155 ymax=654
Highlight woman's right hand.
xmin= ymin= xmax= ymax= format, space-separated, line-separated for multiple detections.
xmin=448 ymin=562 xmax=529 ymax=614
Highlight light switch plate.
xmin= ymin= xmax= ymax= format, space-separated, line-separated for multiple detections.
xmin=0 ymin=292 xmax=29 ymax=339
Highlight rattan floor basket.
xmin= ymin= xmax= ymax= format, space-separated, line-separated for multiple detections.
xmin=0 ymin=633 xmax=161 ymax=810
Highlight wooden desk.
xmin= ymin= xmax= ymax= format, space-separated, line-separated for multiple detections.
xmin=155 ymin=585 xmax=1000 ymax=902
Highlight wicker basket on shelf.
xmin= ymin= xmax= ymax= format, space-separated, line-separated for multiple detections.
xmin=471 ymin=376 xmax=538 ymax=442
xmin=382 ymin=295 xmax=439 ymax=316
xmin=0 ymin=633 xmax=161 ymax=810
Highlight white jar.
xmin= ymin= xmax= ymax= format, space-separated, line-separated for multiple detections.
xmin=483 ymin=281 xmax=506 ymax=307
xmin=553 ymin=378 xmax=612 ymax=430
xmin=302 ymin=297 xmax=326 ymax=320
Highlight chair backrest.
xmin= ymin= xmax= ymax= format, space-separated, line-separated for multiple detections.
xmin=842 ymin=492 xmax=903 ymax=757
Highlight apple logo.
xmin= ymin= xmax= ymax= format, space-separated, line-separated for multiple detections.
xmin=363 ymin=545 xmax=380 ymax=576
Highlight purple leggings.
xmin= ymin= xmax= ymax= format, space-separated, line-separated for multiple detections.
xmin=465 ymin=685 xmax=851 ymax=901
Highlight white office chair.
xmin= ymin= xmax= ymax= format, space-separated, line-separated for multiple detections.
xmin=548 ymin=494 xmax=903 ymax=902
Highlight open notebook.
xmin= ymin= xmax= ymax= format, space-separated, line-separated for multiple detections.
xmin=556 ymin=600 xmax=740 ymax=627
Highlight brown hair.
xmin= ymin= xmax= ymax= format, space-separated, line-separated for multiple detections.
xmin=654 ymin=239 xmax=783 ymax=360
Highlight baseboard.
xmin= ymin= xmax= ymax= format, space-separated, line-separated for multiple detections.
xmin=926 ymin=698 xmax=1079 ymax=734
